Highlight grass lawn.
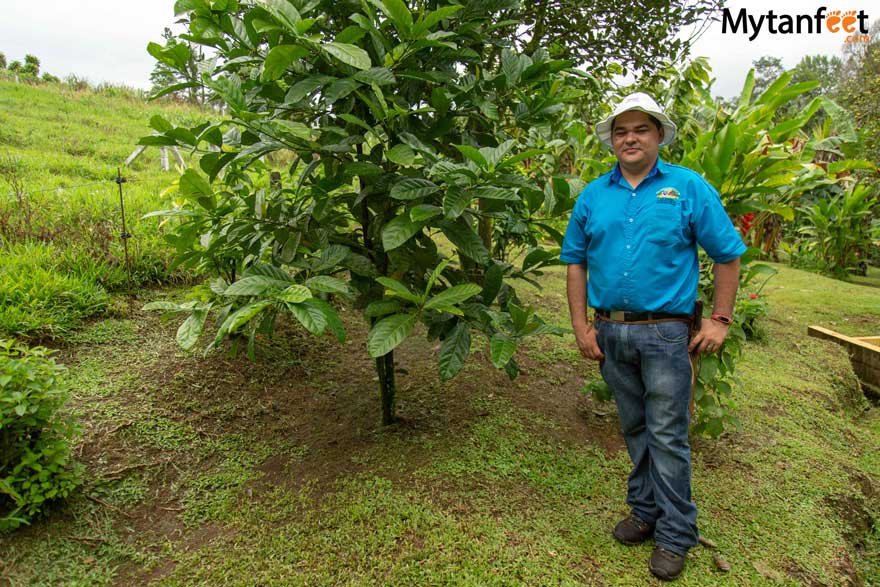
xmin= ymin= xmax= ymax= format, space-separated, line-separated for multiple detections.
xmin=0 ymin=262 xmax=876 ymax=586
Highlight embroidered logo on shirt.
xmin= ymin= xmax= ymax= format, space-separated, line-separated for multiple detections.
xmin=656 ymin=187 xmax=680 ymax=200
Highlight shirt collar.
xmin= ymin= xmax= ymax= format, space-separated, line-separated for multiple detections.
xmin=609 ymin=157 xmax=668 ymax=185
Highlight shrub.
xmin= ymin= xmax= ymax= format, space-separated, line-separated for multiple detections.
xmin=0 ymin=242 xmax=110 ymax=340
xmin=0 ymin=339 xmax=82 ymax=530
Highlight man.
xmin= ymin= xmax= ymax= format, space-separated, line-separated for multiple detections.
xmin=561 ymin=93 xmax=746 ymax=581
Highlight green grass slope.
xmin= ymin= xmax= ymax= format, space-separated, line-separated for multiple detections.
xmin=0 ymin=262 xmax=876 ymax=586
xmin=0 ymin=80 xmax=203 ymax=339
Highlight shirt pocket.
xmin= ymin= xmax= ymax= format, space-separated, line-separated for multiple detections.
xmin=646 ymin=201 xmax=684 ymax=246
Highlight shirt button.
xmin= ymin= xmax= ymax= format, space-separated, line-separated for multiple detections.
xmin=631 ymin=192 xmax=636 ymax=197
xmin=626 ymin=245 xmax=631 ymax=249
xmin=628 ymin=218 xmax=633 ymax=223
xmin=624 ymin=272 xmax=629 ymax=277
xmin=624 ymin=298 xmax=629 ymax=303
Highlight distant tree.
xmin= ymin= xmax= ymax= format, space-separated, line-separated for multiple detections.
xmin=148 ymin=28 xmax=204 ymax=104
xmin=0 ymin=52 xmax=6 ymax=69
xmin=510 ymin=0 xmax=723 ymax=76
xmin=791 ymin=54 xmax=843 ymax=96
xmin=838 ymin=19 xmax=880 ymax=161
xmin=752 ymin=56 xmax=784 ymax=96
xmin=8 ymin=60 xmax=21 ymax=73
xmin=23 ymin=54 xmax=40 ymax=76
xmin=41 ymin=72 xmax=60 ymax=83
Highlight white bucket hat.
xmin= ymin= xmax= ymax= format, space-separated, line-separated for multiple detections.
xmin=595 ymin=92 xmax=677 ymax=148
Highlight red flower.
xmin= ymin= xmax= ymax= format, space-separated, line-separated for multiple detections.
xmin=750 ymin=293 xmax=757 ymax=300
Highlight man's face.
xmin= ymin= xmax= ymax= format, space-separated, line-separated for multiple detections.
xmin=611 ymin=111 xmax=664 ymax=171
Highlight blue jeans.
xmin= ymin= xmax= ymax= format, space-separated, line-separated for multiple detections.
xmin=596 ymin=319 xmax=698 ymax=555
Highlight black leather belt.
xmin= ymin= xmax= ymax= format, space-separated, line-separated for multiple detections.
xmin=596 ymin=309 xmax=691 ymax=322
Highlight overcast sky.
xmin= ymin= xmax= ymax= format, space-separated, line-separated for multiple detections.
xmin=0 ymin=0 xmax=866 ymax=98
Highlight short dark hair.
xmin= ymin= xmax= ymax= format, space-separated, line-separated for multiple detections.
xmin=611 ymin=112 xmax=663 ymax=133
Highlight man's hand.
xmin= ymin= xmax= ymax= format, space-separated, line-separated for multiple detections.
xmin=575 ymin=323 xmax=605 ymax=361
xmin=688 ymin=319 xmax=729 ymax=354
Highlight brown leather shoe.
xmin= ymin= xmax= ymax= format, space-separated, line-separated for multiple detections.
xmin=649 ymin=546 xmax=685 ymax=581
xmin=612 ymin=513 xmax=654 ymax=545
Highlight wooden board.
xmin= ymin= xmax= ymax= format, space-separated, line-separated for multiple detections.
xmin=808 ymin=325 xmax=880 ymax=393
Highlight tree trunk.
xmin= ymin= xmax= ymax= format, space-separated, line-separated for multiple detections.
xmin=376 ymin=350 xmax=396 ymax=425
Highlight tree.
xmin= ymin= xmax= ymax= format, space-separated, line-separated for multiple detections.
xmin=144 ymin=0 xmax=578 ymax=425
xmin=838 ymin=19 xmax=880 ymax=162
xmin=508 ymin=0 xmax=721 ymax=76
xmin=0 ymin=52 xmax=6 ymax=70
xmin=149 ymin=28 xmax=205 ymax=104
xmin=751 ymin=55 xmax=784 ymax=96
xmin=23 ymin=54 xmax=40 ymax=77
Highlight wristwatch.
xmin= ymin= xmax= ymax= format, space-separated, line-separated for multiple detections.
xmin=710 ymin=313 xmax=733 ymax=326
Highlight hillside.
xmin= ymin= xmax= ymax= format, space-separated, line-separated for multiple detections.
xmin=0 ymin=80 xmax=203 ymax=339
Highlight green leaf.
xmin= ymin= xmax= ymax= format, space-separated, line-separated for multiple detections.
xmin=262 ymin=44 xmax=308 ymax=81
xmin=442 ymin=218 xmax=489 ymax=264
xmin=390 ymin=178 xmax=439 ymax=200
xmin=344 ymin=161 xmax=383 ymax=177
xmin=226 ymin=275 xmax=291 ymax=296
xmin=304 ymin=276 xmax=351 ymax=295
xmin=381 ymin=215 xmax=422 ymax=250
xmin=472 ymin=186 xmax=518 ymax=201
xmin=482 ymin=262 xmax=504 ymax=304
xmin=207 ymin=75 xmax=246 ymax=111
xmin=454 ymin=144 xmax=487 ymax=168
xmin=367 ymin=313 xmax=417 ymax=358
xmin=176 ymin=309 xmax=208 ymax=350
xmin=322 ymin=42 xmax=371 ymax=70
xmin=288 ymin=301 xmax=327 ymax=335
xmin=353 ymin=67 xmax=396 ymax=85
xmin=143 ymin=301 xmax=185 ymax=312
xmin=442 ymin=188 xmax=471 ymax=219
xmin=387 ymin=144 xmax=415 ymax=166
xmin=365 ymin=299 xmax=402 ymax=318
xmin=410 ymin=204 xmax=442 ymax=222
xmin=179 ymin=169 xmax=212 ymax=198
xmin=424 ymin=284 xmax=482 ymax=310
xmin=323 ymin=78 xmax=361 ymax=103
xmin=376 ymin=276 xmax=420 ymax=303
xmin=277 ymin=284 xmax=312 ymax=303
xmin=490 ymin=335 xmax=516 ymax=368
xmin=438 ymin=322 xmax=470 ymax=381
xmin=226 ymin=300 xmax=273 ymax=334
xmin=258 ymin=0 xmax=301 ymax=32
xmin=413 ymin=4 xmax=463 ymax=37
xmin=150 ymin=81 xmax=199 ymax=100
xmin=285 ymin=75 xmax=333 ymax=103
xmin=304 ymin=298 xmax=346 ymax=342
xmin=369 ymin=0 xmax=413 ymax=37
xmin=149 ymin=115 xmax=173 ymax=133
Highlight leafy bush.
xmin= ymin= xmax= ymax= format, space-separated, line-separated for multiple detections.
xmin=0 ymin=242 xmax=110 ymax=340
xmin=0 ymin=339 xmax=82 ymax=530
xmin=794 ymin=183 xmax=880 ymax=279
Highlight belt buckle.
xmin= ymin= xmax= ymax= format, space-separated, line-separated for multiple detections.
xmin=610 ymin=310 xmax=626 ymax=321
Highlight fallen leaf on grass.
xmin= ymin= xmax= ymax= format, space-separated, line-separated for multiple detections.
xmin=698 ymin=535 xmax=718 ymax=549
xmin=713 ymin=553 xmax=731 ymax=572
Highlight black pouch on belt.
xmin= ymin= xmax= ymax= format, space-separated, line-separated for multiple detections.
xmin=691 ymin=300 xmax=703 ymax=336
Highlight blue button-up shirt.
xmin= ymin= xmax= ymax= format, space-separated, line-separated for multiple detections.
xmin=560 ymin=158 xmax=747 ymax=315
